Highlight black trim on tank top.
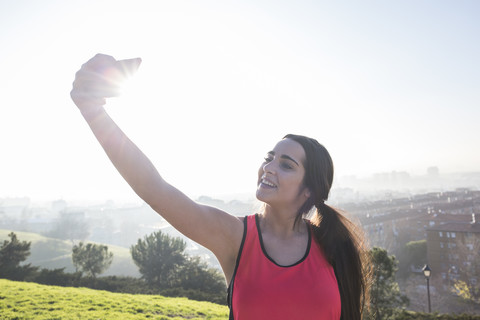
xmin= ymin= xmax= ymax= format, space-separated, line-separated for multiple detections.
xmin=227 ymin=216 xmax=248 ymax=320
xmin=255 ymin=213 xmax=311 ymax=268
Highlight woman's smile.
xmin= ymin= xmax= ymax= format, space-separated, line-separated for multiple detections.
xmin=259 ymin=176 xmax=277 ymax=189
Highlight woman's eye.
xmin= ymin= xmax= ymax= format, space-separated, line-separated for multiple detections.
xmin=281 ymin=162 xmax=293 ymax=170
xmin=264 ymin=156 xmax=273 ymax=163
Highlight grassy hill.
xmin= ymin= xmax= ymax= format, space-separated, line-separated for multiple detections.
xmin=0 ymin=229 xmax=140 ymax=277
xmin=0 ymin=279 xmax=229 ymax=319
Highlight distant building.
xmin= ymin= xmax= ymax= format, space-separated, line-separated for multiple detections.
xmin=426 ymin=214 xmax=480 ymax=291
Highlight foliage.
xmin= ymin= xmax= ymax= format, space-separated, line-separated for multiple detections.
xmin=31 ymin=267 xmax=81 ymax=287
xmin=0 ymin=279 xmax=229 ymax=319
xmin=72 ymin=241 xmax=113 ymax=278
xmin=0 ymin=232 xmax=37 ymax=280
xmin=130 ymin=231 xmax=187 ymax=287
xmin=366 ymin=247 xmax=409 ymax=320
xmin=452 ymin=280 xmax=480 ymax=305
xmin=389 ymin=309 xmax=480 ymax=319
xmin=178 ymin=256 xmax=226 ymax=293
xmin=451 ymin=236 xmax=480 ymax=304
xmin=0 ymin=232 xmax=31 ymax=268
xmin=79 ymin=275 xmax=152 ymax=294
xmin=1 ymin=229 xmax=139 ymax=277
xmin=14 ymin=265 xmax=226 ymax=305
xmin=130 ymin=231 xmax=227 ymax=303
xmin=0 ymin=229 xmax=226 ymax=304
xmin=173 ymin=256 xmax=226 ymax=304
xmin=397 ymin=240 xmax=427 ymax=279
xmin=404 ymin=240 xmax=427 ymax=268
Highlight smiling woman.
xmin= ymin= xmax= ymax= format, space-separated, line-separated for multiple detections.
xmin=70 ymin=53 xmax=370 ymax=320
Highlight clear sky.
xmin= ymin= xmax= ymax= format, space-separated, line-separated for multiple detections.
xmin=1 ymin=0 xmax=479 ymax=204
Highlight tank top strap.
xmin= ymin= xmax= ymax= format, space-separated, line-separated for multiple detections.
xmin=227 ymin=215 xmax=250 ymax=316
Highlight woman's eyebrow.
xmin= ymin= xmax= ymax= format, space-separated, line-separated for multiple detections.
xmin=281 ymin=155 xmax=299 ymax=166
xmin=268 ymin=151 xmax=299 ymax=166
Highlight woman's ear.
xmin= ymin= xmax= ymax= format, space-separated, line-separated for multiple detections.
xmin=304 ymin=188 xmax=311 ymax=199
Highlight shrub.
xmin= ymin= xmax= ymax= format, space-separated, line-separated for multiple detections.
xmin=30 ymin=268 xmax=81 ymax=287
xmin=391 ymin=310 xmax=480 ymax=320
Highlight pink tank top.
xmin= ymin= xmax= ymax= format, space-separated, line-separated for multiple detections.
xmin=228 ymin=214 xmax=341 ymax=320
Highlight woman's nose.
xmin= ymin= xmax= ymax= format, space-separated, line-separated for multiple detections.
xmin=263 ymin=161 xmax=276 ymax=174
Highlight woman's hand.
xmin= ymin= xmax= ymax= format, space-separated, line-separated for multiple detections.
xmin=70 ymin=53 xmax=141 ymax=114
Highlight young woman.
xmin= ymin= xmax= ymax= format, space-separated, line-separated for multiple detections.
xmin=70 ymin=54 xmax=370 ymax=320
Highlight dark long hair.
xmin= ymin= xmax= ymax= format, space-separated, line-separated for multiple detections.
xmin=284 ymin=134 xmax=371 ymax=320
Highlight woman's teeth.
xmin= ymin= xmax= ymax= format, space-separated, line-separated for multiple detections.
xmin=262 ymin=179 xmax=276 ymax=188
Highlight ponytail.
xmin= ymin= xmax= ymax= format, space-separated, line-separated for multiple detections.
xmin=310 ymin=203 xmax=370 ymax=320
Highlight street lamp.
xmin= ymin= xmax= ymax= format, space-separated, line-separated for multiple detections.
xmin=423 ymin=264 xmax=432 ymax=313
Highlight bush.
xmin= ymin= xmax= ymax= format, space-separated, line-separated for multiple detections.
xmin=1 ymin=264 xmax=38 ymax=281
xmin=29 ymin=268 xmax=81 ymax=286
xmin=78 ymin=276 xmax=148 ymax=294
xmin=390 ymin=310 xmax=480 ymax=320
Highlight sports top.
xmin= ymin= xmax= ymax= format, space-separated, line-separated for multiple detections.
xmin=228 ymin=214 xmax=341 ymax=320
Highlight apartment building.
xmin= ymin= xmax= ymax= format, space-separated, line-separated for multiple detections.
xmin=426 ymin=214 xmax=480 ymax=290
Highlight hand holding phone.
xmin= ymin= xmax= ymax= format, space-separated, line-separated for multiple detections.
xmin=71 ymin=54 xmax=142 ymax=110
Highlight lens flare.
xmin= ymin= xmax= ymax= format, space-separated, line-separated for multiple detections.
xmin=99 ymin=58 xmax=142 ymax=98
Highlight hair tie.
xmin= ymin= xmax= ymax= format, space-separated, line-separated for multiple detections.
xmin=315 ymin=201 xmax=326 ymax=211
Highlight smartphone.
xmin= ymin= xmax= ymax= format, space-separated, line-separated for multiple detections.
xmin=115 ymin=58 xmax=142 ymax=77
xmin=97 ymin=57 xmax=142 ymax=98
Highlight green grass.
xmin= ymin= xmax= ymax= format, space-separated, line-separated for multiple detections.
xmin=0 ymin=229 xmax=139 ymax=277
xmin=0 ymin=279 xmax=229 ymax=319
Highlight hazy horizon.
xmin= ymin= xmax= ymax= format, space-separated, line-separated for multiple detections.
xmin=2 ymin=169 xmax=479 ymax=206
xmin=1 ymin=1 xmax=479 ymax=203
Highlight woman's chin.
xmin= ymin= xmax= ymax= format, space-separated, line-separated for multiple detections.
xmin=255 ymin=188 xmax=273 ymax=203
xmin=255 ymin=189 xmax=264 ymax=201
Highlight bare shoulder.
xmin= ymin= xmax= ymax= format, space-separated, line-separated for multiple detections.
xmin=199 ymin=206 xmax=245 ymax=255
xmin=203 ymin=211 xmax=245 ymax=283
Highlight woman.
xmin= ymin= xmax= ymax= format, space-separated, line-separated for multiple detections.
xmin=71 ymin=54 xmax=370 ymax=319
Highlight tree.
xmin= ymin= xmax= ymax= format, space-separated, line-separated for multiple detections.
xmin=405 ymin=240 xmax=427 ymax=268
xmin=0 ymin=232 xmax=37 ymax=280
xmin=130 ymin=231 xmax=187 ymax=288
xmin=397 ymin=240 xmax=427 ymax=279
xmin=367 ymin=247 xmax=409 ymax=320
xmin=178 ymin=256 xmax=226 ymax=293
xmin=72 ymin=242 xmax=113 ymax=278
xmin=451 ymin=235 xmax=480 ymax=304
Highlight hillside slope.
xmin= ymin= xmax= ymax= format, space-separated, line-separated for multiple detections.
xmin=0 ymin=229 xmax=139 ymax=277
xmin=0 ymin=279 xmax=229 ymax=319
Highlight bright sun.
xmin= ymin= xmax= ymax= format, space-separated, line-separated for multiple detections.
xmin=108 ymin=57 xmax=143 ymax=97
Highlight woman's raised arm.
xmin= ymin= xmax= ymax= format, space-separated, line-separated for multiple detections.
xmin=70 ymin=54 xmax=243 ymax=282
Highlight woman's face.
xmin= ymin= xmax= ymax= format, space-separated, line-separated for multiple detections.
xmin=256 ymin=138 xmax=310 ymax=211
